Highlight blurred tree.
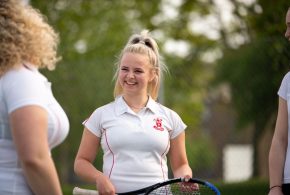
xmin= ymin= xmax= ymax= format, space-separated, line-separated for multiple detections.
xmin=157 ymin=0 xmax=221 ymax=174
xmin=214 ymin=0 xmax=290 ymax=176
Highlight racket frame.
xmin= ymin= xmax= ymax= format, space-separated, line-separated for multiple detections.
xmin=73 ymin=177 xmax=221 ymax=195
xmin=144 ymin=178 xmax=221 ymax=195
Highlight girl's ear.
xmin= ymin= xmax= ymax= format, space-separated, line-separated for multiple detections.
xmin=149 ymin=69 xmax=157 ymax=82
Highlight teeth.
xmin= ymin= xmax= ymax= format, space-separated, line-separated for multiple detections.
xmin=126 ymin=81 xmax=136 ymax=85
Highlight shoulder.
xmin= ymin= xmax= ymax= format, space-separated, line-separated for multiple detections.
xmin=146 ymin=96 xmax=181 ymax=117
xmin=153 ymin=100 xmax=175 ymax=113
xmin=277 ymin=72 xmax=290 ymax=100
xmin=83 ymin=100 xmax=115 ymax=130
xmin=89 ymin=100 xmax=116 ymax=117
xmin=282 ymin=71 xmax=290 ymax=80
xmin=279 ymin=71 xmax=290 ymax=90
xmin=2 ymin=66 xmax=47 ymax=84
xmin=2 ymin=66 xmax=49 ymax=96
xmin=154 ymin=102 xmax=182 ymax=119
xmin=283 ymin=71 xmax=290 ymax=81
xmin=1 ymin=66 xmax=51 ymax=113
xmin=98 ymin=100 xmax=116 ymax=111
xmin=154 ymin=102 xmax=187 ymax=137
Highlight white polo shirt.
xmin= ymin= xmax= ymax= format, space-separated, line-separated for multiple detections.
xmin=84 ymin=96 xmax=186 ymax=193
xmin=278 ymin=71 xmax=290 ymax=184
xmin=0 ymin=65 xmax=69 ymax=194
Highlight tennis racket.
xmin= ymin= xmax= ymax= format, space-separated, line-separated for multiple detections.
xmin=73 ymin=177 xmax=221 ymax=195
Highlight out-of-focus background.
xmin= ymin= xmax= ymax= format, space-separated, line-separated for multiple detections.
xmin=28 ymin=0 xmax=290 ymax=194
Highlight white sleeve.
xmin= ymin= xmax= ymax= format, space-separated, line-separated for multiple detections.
xmin=278 ymin=72 xmax=290 ymax=100
xmin=3 ymin=68 xmax=49 ymax=113
xmin=83 ymin=108 xmax=103 ymax=138
xmin=169 ymin=110 xmax=187 ymax=139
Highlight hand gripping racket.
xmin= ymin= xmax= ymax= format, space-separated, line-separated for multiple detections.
xmin=73 ymin=177 xmax=221 ymax=195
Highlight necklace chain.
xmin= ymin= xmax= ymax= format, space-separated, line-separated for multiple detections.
xmin=130 ymin=106 xmax=144 ymax=109
xmin=128 ymin=104 xmax=146 ymax=109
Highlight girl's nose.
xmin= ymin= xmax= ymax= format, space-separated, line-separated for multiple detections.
xmin=127 ymin=71 xmax=135 ymax=78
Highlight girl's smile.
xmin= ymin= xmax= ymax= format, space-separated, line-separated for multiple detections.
xmin=118 ymin=52 xmax=155 ymax=95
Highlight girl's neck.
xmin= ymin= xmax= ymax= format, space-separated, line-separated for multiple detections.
xmin=122 ymin=95 xmax=149 ymax=110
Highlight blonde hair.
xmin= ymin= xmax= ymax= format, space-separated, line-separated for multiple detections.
xmin=113 ymin=30 xmax=167 ymax=100
xmin=0 ymin=0 xmax=60 ymax=76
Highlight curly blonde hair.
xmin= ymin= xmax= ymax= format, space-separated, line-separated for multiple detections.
xmin=113 ymin=30 xmax=167 ymax=100
xmin=0 ymin=0 xmax=60 ymax=76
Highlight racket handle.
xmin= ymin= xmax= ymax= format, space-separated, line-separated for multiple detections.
xmin=73 ymin=187 xmax=99 ymax=195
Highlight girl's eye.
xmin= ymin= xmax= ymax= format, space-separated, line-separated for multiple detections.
xmin=121 ymin=67 xmax=128 ymax=71
xmin=135 ymin=70 xmax=143 ymax=74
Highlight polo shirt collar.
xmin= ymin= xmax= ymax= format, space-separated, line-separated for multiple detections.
xmin=146 ymin=96 xmax=159 ymax=114
xmin=115 ymin=96 xmax=129 ymax=116
xmin=114 ymin=95 xmax=158 ymax=115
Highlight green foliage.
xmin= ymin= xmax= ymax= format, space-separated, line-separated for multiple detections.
xmin=215 ymin=36 xmax=290 ymax=128
xmin=186 ymin=134 xmax=217 ymax=171
xmin=248 ymin=1 xmax=289 ymax=37
xmin=213 ymin=0 xmax=290 ymax=176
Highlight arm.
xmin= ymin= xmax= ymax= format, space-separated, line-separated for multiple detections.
xmin=10 ymin=106 xmax=62 ymax=195
xmin=74 ymin=128 xmax=115 ymax=195
xmin=169 ymin=131 xmax=192 ymax=179
xmin=269 ymin=97 xmax=288 ymax=195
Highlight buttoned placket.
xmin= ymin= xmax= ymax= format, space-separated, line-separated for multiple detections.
xmin=132 ymin=108 xmax=147 ymax=131
xmin=123 ymin=108 xmax=143 ymax=132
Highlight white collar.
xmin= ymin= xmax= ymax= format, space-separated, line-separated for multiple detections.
xmin=114 ymin=95 xmax=159 ymax=116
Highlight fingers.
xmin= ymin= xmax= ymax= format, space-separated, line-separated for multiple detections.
xmin=183 ymin=175 xmax=191 ymax=182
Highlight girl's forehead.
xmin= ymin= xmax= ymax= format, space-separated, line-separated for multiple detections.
xmin=122 ymin=52 xmax=146 ymax=58
xmin=121 ymin=52 xmax=150 ymax=64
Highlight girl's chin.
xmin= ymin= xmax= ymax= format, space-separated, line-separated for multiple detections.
xmin=123 ymin=83 xmax=137 ymax=89
xmin=123 ymin=88 xmax=136 ymax=93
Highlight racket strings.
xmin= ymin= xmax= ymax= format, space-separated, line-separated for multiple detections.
xmin=147 ymin=183 xmax=216 ymax=195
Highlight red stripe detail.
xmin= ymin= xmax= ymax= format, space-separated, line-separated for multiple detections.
xmin=160 ymin=134 xmax=170 ymax=180
xmin=104 ymin=129 xmax=115 ymax=178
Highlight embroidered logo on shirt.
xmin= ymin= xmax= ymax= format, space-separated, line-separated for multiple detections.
xmin=153 ymin=117 xmax=164 ymax=131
